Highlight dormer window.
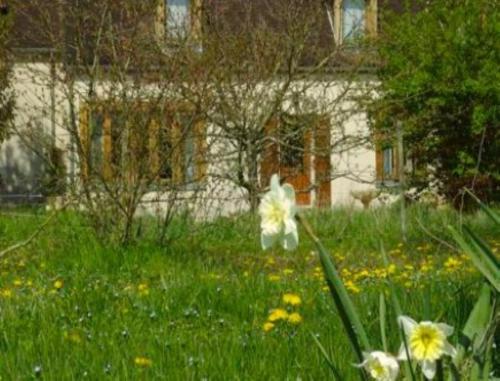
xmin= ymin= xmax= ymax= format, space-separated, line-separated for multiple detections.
xmin=166 ymin=0 xmax=190 ymax=38
xmin=342 ymin=0 xmax=365 ymax=41
xmin=332 ymin=0 xmax=377 ymax=45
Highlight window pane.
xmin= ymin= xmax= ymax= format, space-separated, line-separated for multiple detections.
xmin=166 ymin=0 xmax=190 ymax=37
xmin=159 ymin=125 xmax=172 ymax=180
xmin=183 ymin=126 xmax=195 ymax=183
xmin=280 ymin=114 xmax=305 ymax=169
xmin=383 ymin=147 xmax=393 ymax=177
xmin=343 ymin=0 xmax=365 ymax=40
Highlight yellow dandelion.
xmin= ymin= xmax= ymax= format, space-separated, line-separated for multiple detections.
xmin=345 ymin=280 xmax=361 ymax=294
xmin=0 ymin=288 xmax=13 ymax=298
xmin=403 ymin=281 xmax=413 ymax=289
xmin=13 ymin=279 xmax=23 ymax=287
xmin=54 ymin=280 xmax=64 ymax=290
xmin=287 ymin=312 xmax=303 ymax=325
xmin=387 ymin=264 xmax=397 ymax=275
xmin=137 ymin=283 xmax=150 ymax=296
xmin=443 ymin=257 xmax=461 ymax=272
xmin=262 ymin=322 xmax=275 ymax=332
xmin=268 ymin=308 xmax=289 ymax=322
xmin=134 ymin=356 xmax=152 ymax=367
xmin=283 ymin=268 xmax=294 ymax=276
xmin=282 ymin=293 xmax=301 ymax=306
xmin=64 ymin=330 xmax=82 ymax=344
xmin=267 ymin=274 xmax=281 ymax=282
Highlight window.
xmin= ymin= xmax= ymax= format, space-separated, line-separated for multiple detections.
xmin=332 ymin=0 xmax=377 ymax=45
xmin=342 ymin=0 xmax=365 ymax=41
xmin=79 ymin=102 xmax=206 ymax=186
xmin=166 ymin=0 xmax=190 ymax=38
xmin=89 ymin=112 xmax=104 ymax=173
xmin=279 ymin=114 xmax=305 ymax=169
xmin=383 ymin=147 xmax=393 ymax=178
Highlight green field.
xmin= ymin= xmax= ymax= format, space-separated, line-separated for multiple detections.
xmin=0 ymin=205 xmax=497 ymax=380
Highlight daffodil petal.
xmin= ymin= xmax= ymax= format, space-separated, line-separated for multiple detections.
xmin=421 ymin=360 xmax=436 ymax=380
xmin=443 ymin=341 xmax=457 ymax=358
xmin=398 ymin=315 xmax=417 ymax=335
xmin=282 ymin=183 xmax=296 ymax=204
xmin=270 ymin=174 xmax=280 ymax=193
xmin=284 ymin=216 xmax=297 ymax=235
xmin=437 ymin=323 xmax=454 ymax=336
xmin=261 ymin=233 xmax=277 ymax=250
xmin=282 ymin=230 xmax=298 ymax=251
xmin=397 ymin=343 xmax=410 ymax=361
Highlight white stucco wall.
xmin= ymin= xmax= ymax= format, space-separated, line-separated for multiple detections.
xmin=0 ymin=62 xmax=53 ymax=198
xmin=1 ymin=63 xmax=378 ymax=211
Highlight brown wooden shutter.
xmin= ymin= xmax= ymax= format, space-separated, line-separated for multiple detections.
xmin=171 ymin=117 xmax=183 ymax=185
xmin=194 ymin=119 xmax=207 ymax=182
xmin=261 ymin=118 xmax=280 ymax=187
xmin=315 ymin=118 xmax=331 ymax=207
xmin=374 ymin=130 xmax=384 ymax=181
xmin=79 ymin=105 xmax=90 ymax=179
xmin=102 ymin=110 xmax=113 ymax=181
xmin=149 ymin=118 xmax=161 ymax=179
xmin=365 ymin=0 xmax=378 ymax=37
xmin=392 ymin=145 xmax=400 ymax=181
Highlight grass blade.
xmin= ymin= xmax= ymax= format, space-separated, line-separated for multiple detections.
xmin=379 ymin=293 xmax=388 ymax=352
xmin=464 ymin=188 xmax=500 ymax=225
xmin=454 ymin=284 xmax=492 ymax=368
xmin=310 ymin=331 xmax=343 ymax=380
xmin=463 ymin=225 xmax=500 ymax=268
xmin=448 ymin=226 xmax=500 ymax=292
xmin=297 ymin=215 xmax=369 ymax=380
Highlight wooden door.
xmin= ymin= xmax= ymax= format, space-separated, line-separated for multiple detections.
xmin=261 ymin=115 xmax=331 ymax=207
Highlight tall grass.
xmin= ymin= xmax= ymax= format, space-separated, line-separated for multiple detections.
xmin=0 ymin=205 xmax=496 ymax=379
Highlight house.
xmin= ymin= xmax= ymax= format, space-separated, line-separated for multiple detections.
xmin=0 ymin=0 xmax=409 ymax=215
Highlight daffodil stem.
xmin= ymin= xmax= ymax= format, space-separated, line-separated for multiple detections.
xmin=296 ymin=214 xmax=370 ymax=380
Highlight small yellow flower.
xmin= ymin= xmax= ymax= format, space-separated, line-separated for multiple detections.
xmin=13 ymin=279 xmax=23 ymax=287
xmin=283 ymin=268 xmax=294 ymax=276
xmin=345 ymin=280 xmax=361 ymax=294
xmin=387 ymin=264 xmax=397 ymax=275
xmin=262 ymin=322 xmax=275 ymax=332
xmin=443 ymin=257 xmax=462 ymax=272
xmin=267 ymin=274 xmax=281 ymax=282
xmin=53 ymin=280 xmax=64 ymax=290
xmin=268 ymin=308 xmax=289 ymax=322
xmin=134 ymin=356 xmax=152 ymax=367
xmin=287 ymin=312 xmax=303 ymax=325
xmin=137 ymin=283 xmax=149 ymax=296
xmin=0 ymin=288 xmax=13 ymax=298
xmin=282 ymin=293 xmax=301 ymax=306
xmin=64 ymin=330 xmax=82 ymax=344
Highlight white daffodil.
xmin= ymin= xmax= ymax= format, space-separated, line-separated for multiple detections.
xmin=258 ymin=174 xmax=298 ymax=251
xmin=398 ymin=315 xmax=457 ymax=380
xmin=356 ymin=351 xmax=399 ymax=381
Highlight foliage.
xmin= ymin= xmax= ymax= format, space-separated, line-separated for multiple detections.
xmin=371 ymin=0 xmax=500 ymax=205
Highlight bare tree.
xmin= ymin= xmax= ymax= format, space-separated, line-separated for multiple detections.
xmin=176 ymin=0 xmax=373 ymax=210
xmin=10 ymin=0 xmax=210 ymax=244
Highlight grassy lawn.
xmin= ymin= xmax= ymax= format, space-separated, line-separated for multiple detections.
xmin=0 ymin=205 xmax=497 ymax=380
